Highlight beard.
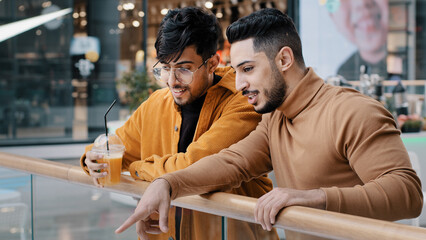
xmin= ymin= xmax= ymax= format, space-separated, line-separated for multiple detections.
xmin=255 ymin=63 xmax=286 ymax=114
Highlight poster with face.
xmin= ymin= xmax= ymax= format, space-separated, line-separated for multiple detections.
xmin=300 ymin=0 xmax=389 ymax=81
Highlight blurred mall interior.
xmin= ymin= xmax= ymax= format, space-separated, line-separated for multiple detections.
xmin=1 ymin=0 xmax=426 ymax=239
xmin=0 ymin=0 xmax=425 ymax=145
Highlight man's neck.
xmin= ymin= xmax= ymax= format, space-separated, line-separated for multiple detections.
xmin=283 ymin=65 xmax=309 ymax=99
xmin=181 ymin=73 xmax=221 ymax=112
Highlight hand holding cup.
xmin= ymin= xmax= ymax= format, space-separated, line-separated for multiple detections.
xmin=87 ymin=133 xmax=125 ymax=187
xmin=85 ymin=151 xmax=107 ymax=187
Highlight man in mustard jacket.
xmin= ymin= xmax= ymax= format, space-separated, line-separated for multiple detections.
xmin=80 ymin=7 xmax=277 ymax=240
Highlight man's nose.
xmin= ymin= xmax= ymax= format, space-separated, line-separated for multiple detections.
xmin=167 ymin=69 xmax=179 ymax=86
xmin=235 ymin=75 xmax=248 ymax=92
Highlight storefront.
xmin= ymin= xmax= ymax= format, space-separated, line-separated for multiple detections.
xmin=0 ymin=0 xmax=425 ymax=146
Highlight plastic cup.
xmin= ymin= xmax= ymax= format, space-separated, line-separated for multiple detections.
xmin=91 ymin=133 xmax=125 ymax=186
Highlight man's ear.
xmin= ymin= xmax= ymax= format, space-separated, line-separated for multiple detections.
xmin=207 ymin=54 xmax=220 ymax=73
xmin=277 ymin=46 xmax=294 ymax=71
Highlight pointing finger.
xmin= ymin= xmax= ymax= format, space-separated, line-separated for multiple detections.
xmin=115 ymin=213 xmax=141 ymax=234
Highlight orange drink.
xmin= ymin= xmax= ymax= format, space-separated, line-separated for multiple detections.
xmin=98 ymin=152 xmax=123 ymax=186
xmin=91 ymin=133 xmax=125 ymax=186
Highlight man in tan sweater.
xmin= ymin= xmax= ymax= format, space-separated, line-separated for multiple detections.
xmin=116 ymin=8 xmax=423 ymax=240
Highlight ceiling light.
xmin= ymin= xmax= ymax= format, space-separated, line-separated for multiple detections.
xmin=118 ymin=23 xmax=125 ymax=29
xmin=161 ymin=8 xmax=169 ymax=15
xmin=132 ymin=20 xmax=140 ymax=27
xmin=123 ymin=3 xmax=135 ymax=10
xmin=42 ymin=1 xmax=52 ymax=8
xmin=205 ymin=1 xmax=213 ymax=9
xmin=0 ymin=8 xmax=72 ymax=42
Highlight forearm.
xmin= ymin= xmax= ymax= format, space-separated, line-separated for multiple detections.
xmin=322 ymin=168 xmax=423 ymax=221
xmin=162 ymin=148 xmax=272 ymax=199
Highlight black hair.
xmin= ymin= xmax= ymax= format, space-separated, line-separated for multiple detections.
xmin=226 ymin=8 xmax=305 ymax=67
xmin=155 ymin=7 xmax=221 ymax=63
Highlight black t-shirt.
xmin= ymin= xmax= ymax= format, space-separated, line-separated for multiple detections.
xmin=177 ymin=74 xmax=221 ymax=152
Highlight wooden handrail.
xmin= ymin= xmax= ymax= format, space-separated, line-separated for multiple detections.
xmin=347 ymin=79 xmax=426 ymax=87
xmin=1 ymin=151 xmax=426 ymax=240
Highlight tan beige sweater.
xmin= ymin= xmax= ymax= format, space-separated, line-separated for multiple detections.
xmin=162 ymin=68 xmax=423 ymax=235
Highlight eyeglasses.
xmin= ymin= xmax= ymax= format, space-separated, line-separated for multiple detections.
xmin=152 ymin=57 xmax=211 ymax=85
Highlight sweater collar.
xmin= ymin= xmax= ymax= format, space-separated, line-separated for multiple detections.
xmin=277 ymin=67 xmax=324 ymax=119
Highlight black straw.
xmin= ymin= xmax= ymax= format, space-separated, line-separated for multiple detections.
xmin=104 ymin=99 xmax=117 ymax=151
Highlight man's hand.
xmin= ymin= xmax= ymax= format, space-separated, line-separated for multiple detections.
xmin=255 ymin=188 xmax=326 ymax=231
xmin=115 ymin=178 xmax=171 ymax=239
xmin=85 ymin=151 xmax=107 ymax=187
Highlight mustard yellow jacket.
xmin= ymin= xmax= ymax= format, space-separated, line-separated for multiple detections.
xmin=81 ymin=67 xmax=277 ymax=240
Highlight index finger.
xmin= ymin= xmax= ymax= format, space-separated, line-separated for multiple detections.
xmin=115 ymin=213 xmax=141 ymax=234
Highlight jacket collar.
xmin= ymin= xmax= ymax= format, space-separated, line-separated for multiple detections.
xmin=277 ymin=67 xmax=324 ymax=120
xmin=209 ymin=66 xmax=238 ymax=94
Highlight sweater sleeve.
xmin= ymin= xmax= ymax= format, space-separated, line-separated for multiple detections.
xmin=161 ymin=114 xmax=273 ymax=199
xmin=322 ymin=93 xmax=423 ymax=221
xmin=130 ymin=94 xmax=263 ymax=182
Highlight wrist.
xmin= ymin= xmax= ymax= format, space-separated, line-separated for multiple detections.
xmin=311 ymin=189 xmax=326 ymax=210
xmin=153 ymin=178 xmax=172 ymax=196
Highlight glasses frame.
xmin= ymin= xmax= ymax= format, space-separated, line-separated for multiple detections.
xmin=152 ymin=57 xmax=211 ymax=85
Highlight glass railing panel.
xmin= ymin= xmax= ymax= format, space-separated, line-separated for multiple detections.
xmin=31 ymin=175 xmax=229 ymax=240
xmin=0 ymin=167 xmax=32 ymax=240
xmin=223 ymin=216 xmax=283 ymax=240
xmin=31 ymin=175 xmax=137 ymax=240
xmin=275 ymin=227 xmax=286 ymax=240
xmin=2 ymin=153 xmax=425 ymax=240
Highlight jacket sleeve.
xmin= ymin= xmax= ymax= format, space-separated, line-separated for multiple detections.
xmin=79 ymin=144 xmax=94 ymax=175
xmin=162 ymin=114 xmax=274 ymax=199
xmin=115 ymin=103 xmax=146 ymax=171
xmin=130 ymin=94 xmax=263 ymax=182
xmin=322 ymin=94 xmax=423 ymax=221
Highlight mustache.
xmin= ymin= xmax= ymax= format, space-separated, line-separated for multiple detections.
xmin=242 ymin=90 xmax=259 ymax=96
xmin=168 ymin=83 xmax=187 ymax=90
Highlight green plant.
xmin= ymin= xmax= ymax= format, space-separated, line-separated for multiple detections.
xmin=401 ymin=119 xmax=423 ymax=133
xmin=118 ymin=70 xmax=161 ymax=112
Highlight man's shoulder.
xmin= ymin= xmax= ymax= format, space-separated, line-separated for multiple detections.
xmin=141 ymin=88 xmax=174 ymax=110
xmin=325 ymin=86 xmax=392 ymax=125
xmin=149 ymin=87 xmax=169 ymax=98
xmin=145 ymin=88 xmax=171 ymax=102
xmin=330 ymin=87 xmax=380 ymax=109
xmin=214 ymin=66 xmax=238 ymax=93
